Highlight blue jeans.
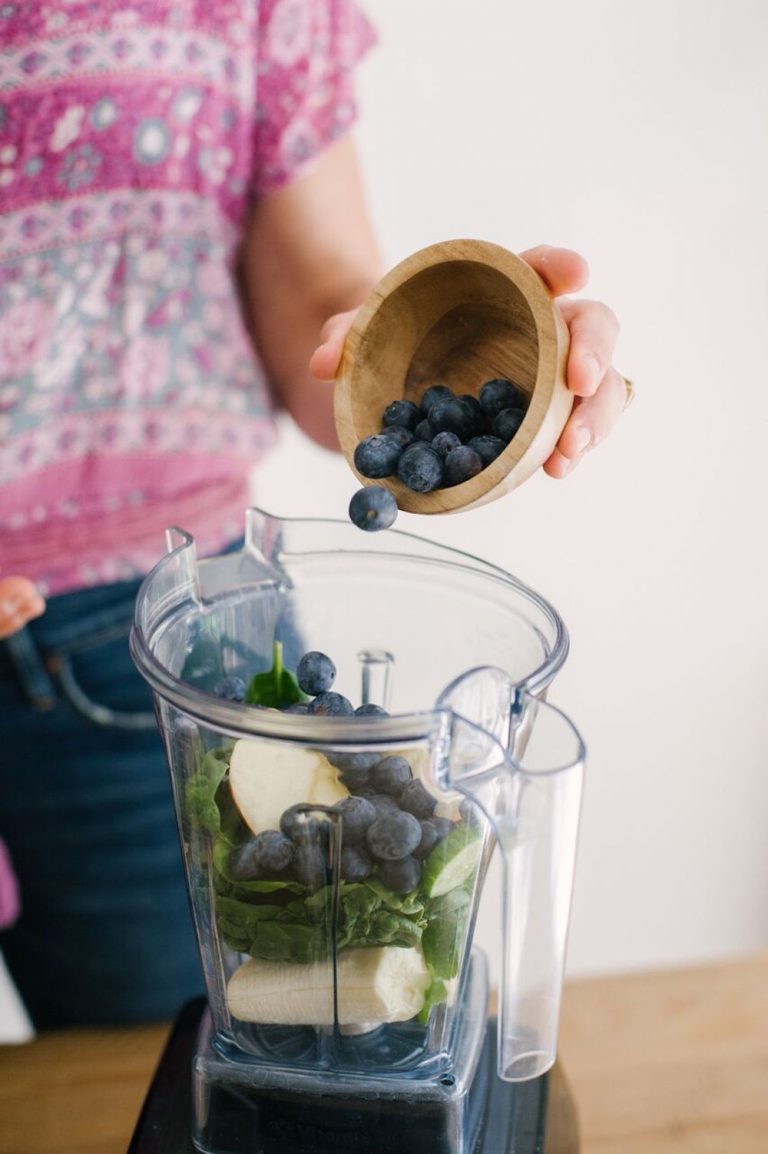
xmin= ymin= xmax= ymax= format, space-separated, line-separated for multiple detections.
xmin=0 ymin=579 xmax=203 ymax=1027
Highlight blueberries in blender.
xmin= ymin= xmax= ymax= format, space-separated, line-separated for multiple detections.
xmin=442 ymin=445 xmax=484 ymax=487
xmin=419 ymin=384 xmax=453 ymax=414
xmin=431 ymin=816 xmax=454 ymax=842
xmin=280 ymin=804 xmax=327 ymax=845
xmin=414 ymin=418 xmax=435 ymax=442
xmin=400 ymin=778 xmax=438 ymax=819
xmin=229 ymin=831 xmax=294 ymax=880
xmin=431 ymin=431 xmax=461 ymax=459
xmin=493 ymin=406 xmax=526 ymax=444
xmin=308 ymin=691 xmax=355 ymax=716
xmin=213 ymin=675 xmax=247 ymax=702
xmin=293 ymin=842 xmax=329 ymax=890
xmin=353 ymin=434 xmax=402 ymax=479
xmin=381 ymin=425 xmax=414 ymax=450
xmin=354 ymin=703 xmax=389 ymax=717
xmin=479 ymin=377 xmax=527 ymax=418
xmin=372 ymin=755 xmax=413 ymax=797
xmin=366 ymin=810 xmax=422 ymax=861
xmin=340 ymin=845 xmax=374 ymax=883
xmin=364 ymin=793 xmax=402 ymax=818
xmin=397 ymin=443 xmax=444 ymax=492
xmin=283 ymin=701 xmax=311 ymax=714
xmin=382 ymin=398 xmax=422 ymax=431
xmin=296 ymin=650 xmax=336 ymax=696
xmin=333 ymin=796 xmax=377 ymax=846
xmin=467 ymin=434 xmax=506 ymax=467
xmin=330 ymin=750 xmax=382 ymax=771
xmin=377 ymin=855 xmax=421 ymax=894
xmin=348 ymin=485 xmax=398 ymax=532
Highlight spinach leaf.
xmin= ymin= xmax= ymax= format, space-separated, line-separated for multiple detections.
xmin=417 ymin=972 xmax=449 ymax=1024
xmin=421 ymin=886 xmax=472 ymax=980
xmin=245 ymin=641 xmax=305 ymax=709
xmin=185 ymin=749 xmax=231 ymax=834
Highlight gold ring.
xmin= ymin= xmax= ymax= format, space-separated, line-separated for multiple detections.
xmin=622 ymin=376 xmax=635 ymax=410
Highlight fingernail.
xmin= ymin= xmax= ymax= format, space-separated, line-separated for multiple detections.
xmin=572 ymin=426 xmax=591 ymax=454
xmin=581 ymin=354 xmax=601 ymax=393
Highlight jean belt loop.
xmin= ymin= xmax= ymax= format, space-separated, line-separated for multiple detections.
xmin=3 ymin=627 xmax=58 ymax=710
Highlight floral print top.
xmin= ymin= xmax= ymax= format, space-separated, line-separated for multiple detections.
xmin=0 ymin=0 xmax=374 ymax=594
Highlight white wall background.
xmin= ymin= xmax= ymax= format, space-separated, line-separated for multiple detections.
xmin=257 ymin=0 xmax=768 ymax=980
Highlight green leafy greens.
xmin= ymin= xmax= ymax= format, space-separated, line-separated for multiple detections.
xmin=245 ymin=641 xmax=305 ymax=709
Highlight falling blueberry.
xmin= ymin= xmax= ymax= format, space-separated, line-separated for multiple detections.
xmin=397 ymin=443 xmax=444 ymax=492
xmin=349 ymin=486 xmax=398 ymax=532
xmin=353 ymin=434 xmax=403 ymax=479
xmin=296 ymin=651 xmax=336 ymax=696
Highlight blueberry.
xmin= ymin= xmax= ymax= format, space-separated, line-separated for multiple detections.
xmin=293 ymin=843 xmax=329 ymax=889
xmin=414 ymin=418 xmax=435 ymax=442
xmin=296 ymin=651 xmax=336 ymax=696
xmin=372 ymin=755 xmax=413 ymax=797
xmin=214 ymin=676 xmax=246 ymax=702
xmin=229 ymin=831 xmax=294 ymax=880
xmin=467 ymin=435 xmax=506 ymax=467
xmin=349 ymin=486 xmax=398 ymax=532
xmin=432 ymin=431 xmax=461 ymax=460
xmin=353 ymin=435 xmax=402 ymax=479
xmin=493 ymin=407 xmax=526 ymax=444
xmin=428 ymin=397 xmax=475 ymax=440
xmin=381 ymin=425 xmax=414 ymax=450
xmin=458 ymin=393 xmax=485 ymax=426
xmin=419 ymin=384 xmax=454 ymax=415
xmin=330 ymin=751 xmax=382 ymax=771
xmin=280 ymin=804 xmax=328 ymax=845
xmin=364 ymin=793 xmax=402 ymax=818
xmin=414 ymin=820 xmax=439 ymax=861
xmin=283 ymin=701 xmax=311 ymax=714
xmin=382 ymin=398 xmax=422 ymax=432
xmin=333 ymin=796 xmax=377 ymax=846
xmin=354 ymin=703 xmax=389 ymax=717
xmin=339 ymin=768 xmax=374 ymax=793
xmin=308 ymin=692 xmax=355 ymax=716
xmin=479 ymin=378 xmax=527 ymax=418
xmin=366 ymin=810 xmax=422 ymax=861
xmin=399 ymin=779 xmax=438 ymax=819
xmin=443 ymin=445 xmax=484 ymax=487
xmin=377 ymin=855 xmax=421 ymax=894
xmin=397 ymin=443 xmax=444 ymax=492
xmin=340 ymin=845 xmax=374 ymax=883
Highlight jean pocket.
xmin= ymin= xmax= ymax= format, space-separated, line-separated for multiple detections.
xmin=46 ymin=621 xmax=158 ymax=731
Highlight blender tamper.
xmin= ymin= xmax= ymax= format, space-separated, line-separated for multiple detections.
xmin=335 ymin=239 xmax=572 ymax=513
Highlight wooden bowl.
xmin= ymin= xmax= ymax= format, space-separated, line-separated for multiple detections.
xmin=335 ymin=239 xmax=572 ymax=513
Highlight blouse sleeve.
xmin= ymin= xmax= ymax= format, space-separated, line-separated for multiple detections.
xmin=250 ymin=0 xmax=377 ymax=200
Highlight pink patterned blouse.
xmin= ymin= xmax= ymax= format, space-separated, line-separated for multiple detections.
xmin=0 ymin=0 xmax=374 ymax=595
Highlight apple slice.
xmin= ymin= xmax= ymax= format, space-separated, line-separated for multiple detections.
xmin=228 ymin=739 xmax=349 ymax=834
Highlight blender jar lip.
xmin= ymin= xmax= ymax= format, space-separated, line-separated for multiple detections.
xmin=129 ymin=509 xmax=570 ymax=741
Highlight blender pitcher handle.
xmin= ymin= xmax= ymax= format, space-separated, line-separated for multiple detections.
xmin=491 ymin=692 xmax=585 ymax=1082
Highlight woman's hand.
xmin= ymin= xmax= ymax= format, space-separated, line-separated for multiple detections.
xmin=0 ymin=577 xmax=45 ymax=640
xmin=518 ymin=245 xmax=625 ymax=478
xmin=310 ymin=245 xmax=626 ymax=477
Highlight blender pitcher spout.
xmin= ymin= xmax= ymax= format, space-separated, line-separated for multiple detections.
xmin=441 ymin=673 xmax=585 ymax=1083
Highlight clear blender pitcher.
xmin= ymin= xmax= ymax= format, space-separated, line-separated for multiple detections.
xmin=130 ymin=509 xmax=585 ymax=1154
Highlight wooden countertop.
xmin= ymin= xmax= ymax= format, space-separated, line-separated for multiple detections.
xmin=1 ymin=953 xmax=766 ymax=1153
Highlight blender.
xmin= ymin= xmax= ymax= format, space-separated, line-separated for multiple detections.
xmin=129 ymin=508 xmax=585 ymax=1154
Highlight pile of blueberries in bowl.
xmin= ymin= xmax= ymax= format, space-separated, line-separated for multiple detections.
xmin=348 ymin=377 xmax=528 ymax=531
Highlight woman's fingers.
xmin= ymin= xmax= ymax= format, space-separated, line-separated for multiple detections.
xmin=519 ymin=245 xmax=589 ymax=297
xmin=543 ymin=367 xmax=628 ymax=478
xmin=309 ymin=308 xmax=359 ymax=381
xmin=0 ymin=577 xmax=45 ymax=640
xmin=558 ymin=297 xmax=620 ymax=397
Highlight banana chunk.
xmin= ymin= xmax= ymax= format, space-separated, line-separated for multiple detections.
xmin=227 ymin=947 xmax=430 ymax=1026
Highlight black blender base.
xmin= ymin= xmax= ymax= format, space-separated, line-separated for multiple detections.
xmin=128 ymin=999 xmax=554 ymax=1154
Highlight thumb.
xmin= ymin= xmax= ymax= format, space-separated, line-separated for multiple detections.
xmin=309 ymin=309 xmax=358 ymax=382
xmin=0 ymin=577 xmax=46 ymax=640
